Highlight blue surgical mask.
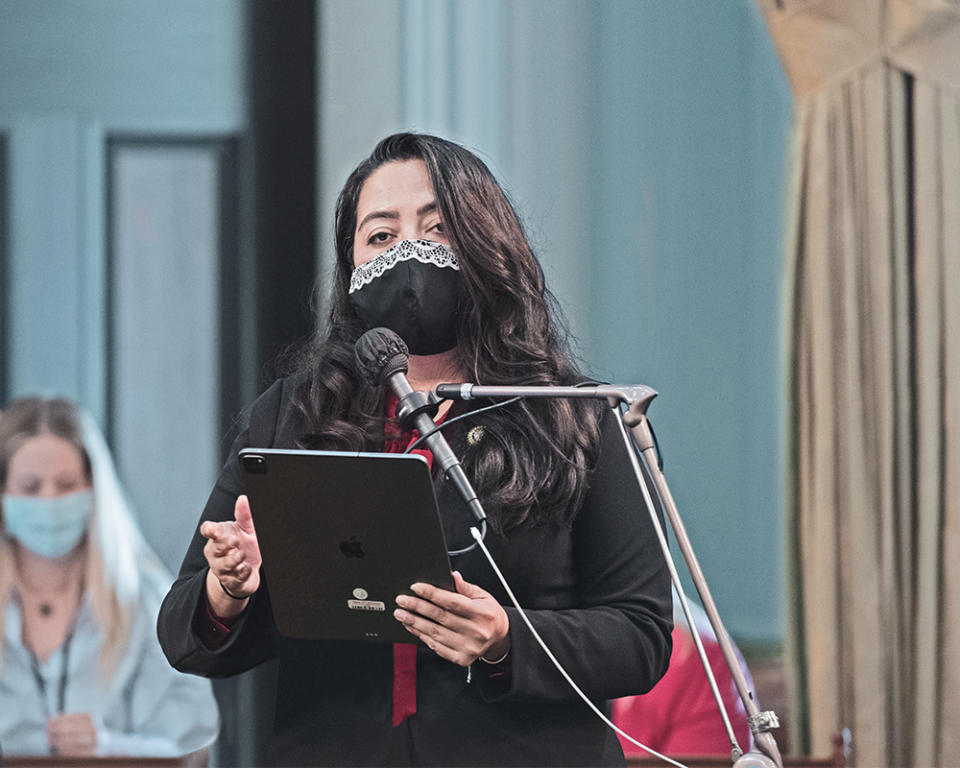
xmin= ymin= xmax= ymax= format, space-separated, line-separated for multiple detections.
xmin=2 ymin=490 xmax=93 ymax=559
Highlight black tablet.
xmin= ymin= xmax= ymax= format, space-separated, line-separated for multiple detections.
xmin=239 ymin=448 xmax=455 ymax=643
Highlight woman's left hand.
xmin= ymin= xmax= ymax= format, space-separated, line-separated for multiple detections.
xmin=394 ymin=571 xmax=510 ymax=666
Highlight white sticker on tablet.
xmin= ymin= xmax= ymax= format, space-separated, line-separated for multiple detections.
xmin=348 ymin=599 xmax=385 ymax=612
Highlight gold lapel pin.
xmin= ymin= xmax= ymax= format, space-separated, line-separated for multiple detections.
xmin=466 ymin=425 xmax=485 ymax=446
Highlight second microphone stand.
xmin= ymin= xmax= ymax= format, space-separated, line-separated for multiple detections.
xmin=435 ymin=382 xmax=784 ymax=768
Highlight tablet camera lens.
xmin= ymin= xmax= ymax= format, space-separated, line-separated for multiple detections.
xmin=243 ymin=455 xmax=268 ymax=475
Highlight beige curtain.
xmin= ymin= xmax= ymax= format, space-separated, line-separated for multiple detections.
xmin=756 ymin=1 xmax=960 ymax=766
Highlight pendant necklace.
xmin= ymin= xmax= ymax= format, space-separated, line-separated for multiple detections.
xmin=13 ymin=545 xmax=86 ymax=620
xmin=16 ymin=567 xmax=75 ymax=619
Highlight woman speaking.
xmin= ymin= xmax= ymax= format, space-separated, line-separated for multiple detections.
xmin=157 ymin=132 xmax=673 ymax=766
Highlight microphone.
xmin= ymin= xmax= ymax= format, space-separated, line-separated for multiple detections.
xmin=355 ymin=328 xmax=486 ymax=526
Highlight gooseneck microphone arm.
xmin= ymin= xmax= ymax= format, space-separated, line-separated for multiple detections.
xmin=355 ymin=330 xmax=487 ymax=542
xmin=433 ymin=380 xmax=784 ymax=768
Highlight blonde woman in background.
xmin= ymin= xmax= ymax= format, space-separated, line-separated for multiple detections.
xmin=0 ymin=397 xmax=219 ymax=757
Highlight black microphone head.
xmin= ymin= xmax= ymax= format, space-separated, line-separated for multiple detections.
xmin=355 ymin=328 xmax=409 ymax=386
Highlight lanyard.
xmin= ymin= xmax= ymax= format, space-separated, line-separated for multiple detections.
xmin=27 ymin=626 xmax=76 ymax=718
xmin=16 ymin=585 xmax=83 ymax=721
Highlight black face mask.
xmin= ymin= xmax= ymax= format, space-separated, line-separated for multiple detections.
xmin=348 ymin=239 xmax=461 ymax=355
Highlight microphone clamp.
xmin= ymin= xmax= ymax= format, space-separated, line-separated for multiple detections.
xmin=395 ymin=389 xmax=439 ymax=430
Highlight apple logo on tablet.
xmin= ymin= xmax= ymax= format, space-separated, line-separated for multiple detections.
xmin=339 ymin=536 xmax=366 ymax=558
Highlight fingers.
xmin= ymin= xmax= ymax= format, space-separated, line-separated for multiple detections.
xmin=200 ymin=519 xmax=243 ymax=557
xmin=202 ymin=525 xmax=240 ymax=557
xmin=394 ymin=612 xmax=476 ymax=666
xmin=199 ymin=497 xmax=263 ymax=564
xmin=407 ymin=576 xmax=494 ymax=618
xmin=48 ymin=713 xmax=97 ymax=756
xmin=452 ymin=570 xmax=487 ymax=598
xmin=393 ymin=575 xmax=509 ymax=666
xmin=395 ymin=595 xmax=470 ymax=636
xmin=200 ymin=519 xmax=227 ymax=542
xmin=205 ymin=542 xmax=245 ymax=572
xmin=200 ymin=497 xmax=262 ymax=598
xmin=234 ymin=494 xmax=257 ymax=536
xmin=206 ymin=537 xmax=255 ymax=583
xmin=408 ymin=579 xmax=475 ymax=614
xmin=199 ymin=497 xmax=253 ymax=544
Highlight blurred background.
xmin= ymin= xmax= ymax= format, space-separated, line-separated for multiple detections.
xmin=0 ymin=0 xmax=791 ymax=762
xmin=6 ymin=1 xmax=955 ymax=767
xmin=0 ymin=0 xmax=789 ymax=629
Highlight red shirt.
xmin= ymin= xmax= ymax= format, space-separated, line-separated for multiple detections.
xmin=611 ymin=625 xmax=753 ymax=756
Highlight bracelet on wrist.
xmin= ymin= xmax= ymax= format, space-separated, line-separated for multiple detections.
xmin=479 ymin=647 xmax=510 ymax=665
xmin=218 ymin=579 xmax=249 ymax=601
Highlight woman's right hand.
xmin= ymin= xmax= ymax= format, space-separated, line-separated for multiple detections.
xmin=200 ymin=494 xmax=262 ymax=618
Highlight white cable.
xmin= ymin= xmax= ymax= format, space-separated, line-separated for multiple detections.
xmin=469 ymin=526 xmax=689 ymax=768
xmin=611 ymin=417 xmax=742 ymax=757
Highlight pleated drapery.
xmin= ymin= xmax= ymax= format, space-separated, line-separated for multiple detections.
xmin=756 ymin=1 xmax=960 ymax=765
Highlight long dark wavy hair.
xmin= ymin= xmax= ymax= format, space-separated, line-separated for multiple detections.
xmin=290 ymin=133 xmax=602 ymax=530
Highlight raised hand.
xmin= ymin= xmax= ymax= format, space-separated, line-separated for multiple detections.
xmin=393 ymin=571 xmax=510 ymax=666
xmin=200 ymin=495 xmax=262 ymax=617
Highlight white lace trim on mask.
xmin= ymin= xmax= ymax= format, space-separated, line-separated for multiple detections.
xmin=349 ymin=239 xmax=460 ymax=293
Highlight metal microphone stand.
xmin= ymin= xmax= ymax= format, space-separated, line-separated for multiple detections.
xmin=436 ymin=383 xmax=784 ymax=768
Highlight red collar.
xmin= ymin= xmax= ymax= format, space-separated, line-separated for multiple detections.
xmin=382 ymin=393 xmax=454 ymax=466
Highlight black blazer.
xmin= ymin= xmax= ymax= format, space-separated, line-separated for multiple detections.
xmin=157 ymin=377 xmax=673 ymax=766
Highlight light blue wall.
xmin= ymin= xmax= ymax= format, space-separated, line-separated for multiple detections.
xmin=0 ymin=0 xmax=246 ymax=424
xmin=0 ymin=0 xmax=247 ymax=572
xmin=0 ymin=0 xmax=792 ymax=644
xmin=586 ymin=2 xmax=792 ymax=643
xmin=320 ymin=0 xmax=791 ymax=643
